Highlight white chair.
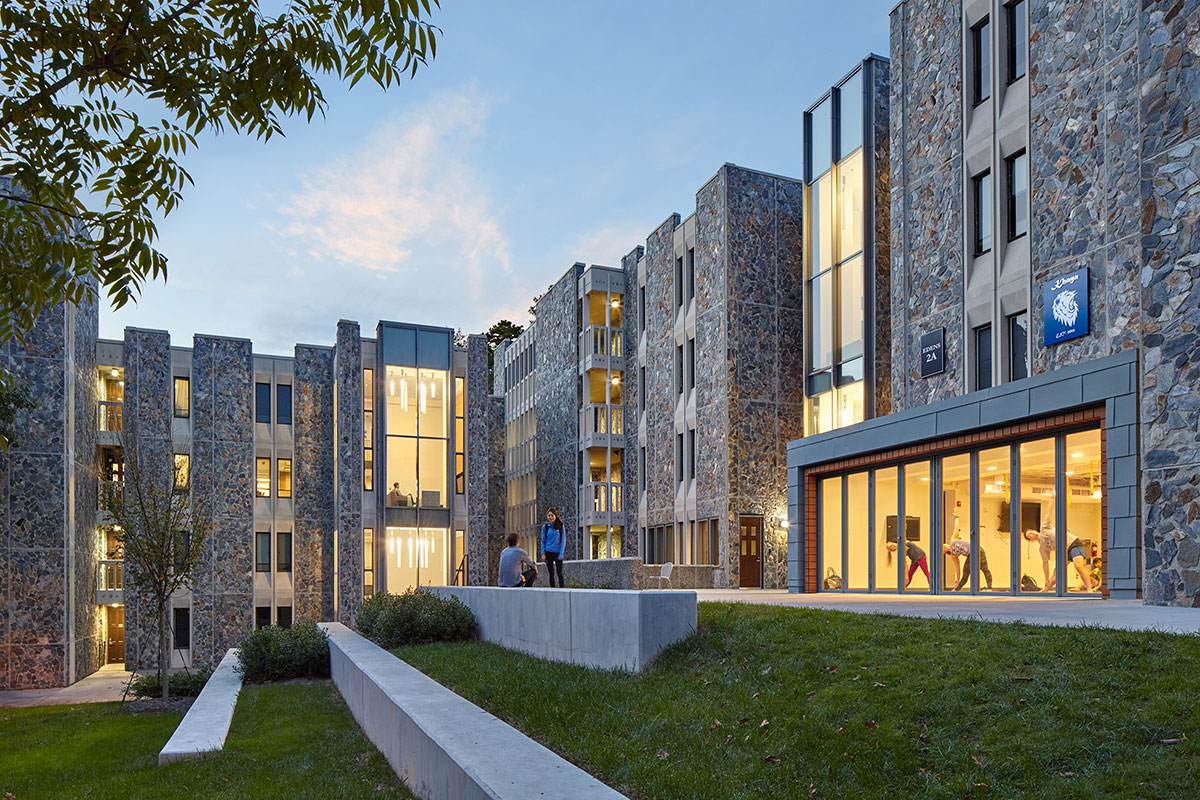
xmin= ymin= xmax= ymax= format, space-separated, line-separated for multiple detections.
xmin=648 ymin=561 xmax=673 ymax=590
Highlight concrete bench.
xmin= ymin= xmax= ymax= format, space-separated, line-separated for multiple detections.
xmin=427 ymin=587 xmax=697 ymax=672
xmin=158 ymin=648 xmax=243 ymax=764
xmin=321 ymin=622 xmax=627 ymax=800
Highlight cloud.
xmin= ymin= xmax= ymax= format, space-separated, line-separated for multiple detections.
xmin=567 ymin=223 xmax=648 ymax=267
xmin=278 ymin=90 xmax=514 ymax=316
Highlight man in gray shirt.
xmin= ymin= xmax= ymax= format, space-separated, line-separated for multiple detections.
xmin=498 ymin=533 xmax=537 ymax=587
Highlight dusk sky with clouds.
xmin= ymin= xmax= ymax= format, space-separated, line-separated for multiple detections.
xmin=103 ymin=1 xmax=894 ymax=354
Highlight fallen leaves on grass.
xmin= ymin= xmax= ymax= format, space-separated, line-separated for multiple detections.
xmin=763 ymin=755 xmax=781 ymax=763
xmin=656 ymin=749 xmax=669 ymax=760
xmin=1159 ymin=735 xmax=1187 ymax=745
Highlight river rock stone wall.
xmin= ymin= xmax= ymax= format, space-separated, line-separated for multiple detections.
xmin=334 ymin=321 xmax=363 ymax=624
xmin=466 ymin=334 xmax=493 ymax=585
xmin=119 ymin=327 xmax=172 ymax=673
xmin=0 ymin=297 xmax=98 ymax=689
xmin=293 ymin=344 xmax=335 ymax=622
xmin=190 ymin=336 xmax=254 ymax=668
xmin=534 ymin=265 xmax=584 ymax=559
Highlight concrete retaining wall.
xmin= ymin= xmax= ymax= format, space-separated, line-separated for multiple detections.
xmin=427 ymin=587 xmax=696 ymax=671
xmin=321 ymin=623 xmax=627 ymax=800
xmin=158 ymin=648 xmax=242 ymax=764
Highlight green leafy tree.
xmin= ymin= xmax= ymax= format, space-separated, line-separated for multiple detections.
xmin=485 ymin=318 xmax=524 ymax=393
xmin=101 ymin=432 xmax=210 ymax=700
xmin=0 ymin=370 xmax=33 ymax=452
xmin=0 ymin=0 xmax=441 ymax=344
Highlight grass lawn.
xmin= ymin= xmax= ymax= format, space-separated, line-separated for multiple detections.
xmin=0 ymin=681 xmax=413 ymax=799
xmin=397 ymin=602 xmax=1200 ymax=800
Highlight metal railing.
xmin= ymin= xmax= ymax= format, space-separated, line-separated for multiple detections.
xmin=99 ymin=560 xmax=123 ymax=591
xmin=582 ymin=482 xmax=623 ymax=514
xmin=581 ymin=325 xmax=623 ymax=359
xmin=581 ymin=404 xmax=624 ymax=438
xmin=99 ymin=401 xmax=123 ymax=432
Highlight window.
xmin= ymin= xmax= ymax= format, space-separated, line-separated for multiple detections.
xmin=255 ymin=531 xmax=271 ymax=572
xmin=676 ymin=345 xmax=684 ymax=394
xmin=172 ymin=607 xmax=190 ymax=649
xmin=837 ymin=69 xmax=863 ymax=157
xmin=808 ymin=95 xmax=832 ymax=179
xmin=1006 ymin=0 xmax=1026 ymax=83
xmin=975 ymin=324 xmax=993 ymax=390
xmin=1008 ymin=312 xmax=1029 ymax=381
xmin=639 ymin=446 xmax=646 ymax=492
xmin=686 ymin=248 xmax=695 ymax=302
xmin=1006 ymin=151 xmax=1028 ymax=240
xmin=676 ymin=433 xmax=684 ymax=483
xmin=675 ymin=256 xmax=684 ymax=308
xmin=255 ymin=382 xmax=271 ymax=423
xmin=364 ymin=528 xmax=375 ymax=597
xmin=455 ymin=376 xmax=465 ymax=494
xmin=639 ymin=285 xmax=646 ymax=333
xmin=639 ymin=366 xmax=646 ymax=413
xmin=972 ymin=17 xmax=991 ymax=105
xmin=687 ymin=428 xmax=696 ymax=480
xmin=277 ymin=458 xmax=292 ymax=498
xmin=276 ymin=384 xmax=292 ymax=425
xmin=363 ymin=368 xmax=374 ymax=491
xmin=255 ymin=606 xmax=271 ymax=629
xmin=255 ymin=457 xmax=271 ymax=497
xmin=173 ymin=377 xmax=190 ymax=418
xmin=276 ymin=531 xmax=292 ymax=573
xmin=276 ymin=606 xmax=292 ymax=629
xmin=173 ymin=454 xmax=189 ymax=491
xmin=973 ymin=170 xmax=993 ymax=254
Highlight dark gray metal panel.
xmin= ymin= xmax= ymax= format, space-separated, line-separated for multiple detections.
xmin=1029 ymin=377 xmax=1083 ymax=416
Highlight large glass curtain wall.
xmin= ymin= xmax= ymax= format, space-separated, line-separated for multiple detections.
xmin=817 ymin=428 xmax=1103 ymax=595
xmin=805 ymin=66 xmax=867 ymax=436
xmin=379 ymin=325 xmax=455 ymax=593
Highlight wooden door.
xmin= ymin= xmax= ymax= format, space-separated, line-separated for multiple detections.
xmin=739 ymin=516 xmax=762 ymax=588
xmin=106 ymin=605 xmax=125 ymax=663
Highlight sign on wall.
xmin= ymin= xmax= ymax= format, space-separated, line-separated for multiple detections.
xmin=919 ymin=328 xmax=944 ymax=378
xmin=1043 ymin=267 xmax=1090 ymax=346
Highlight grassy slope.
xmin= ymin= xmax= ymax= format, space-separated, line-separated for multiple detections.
xmin=398 ymin=602 xmax=1200 ymax=800
xmin=0 ymin=681 xmax=413 ymax=800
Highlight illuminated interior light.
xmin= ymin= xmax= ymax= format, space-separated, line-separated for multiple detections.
xmin=400 ymin=379 xmax=407 ymax=410
xmin=388 ymin=378 xmax=395 ymax=396
xmin=1072 ymin=452 xmax=1083 ymax=458
xmin=419 ymin=382 xmax=427 ymax=414
xmin=110 ymin=369 xmax=118 ymax=377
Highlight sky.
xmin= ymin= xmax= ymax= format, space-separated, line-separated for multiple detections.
xmin=103 ymin=0 xmax=895 ymax=354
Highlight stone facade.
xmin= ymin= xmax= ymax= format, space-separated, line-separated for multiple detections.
xmin=119 ymin=327 xmax=172 ymax=672
xmin=533 ymin=265 xmax=584 ymax=559
xmin=293 ymin=344 xmax=335 ymax=622
xmin=889 ymin=2 xmax=965 ymax=410
xmin=0 ymin=294 xmax=99 ymax=689
xmin=465 ymin=334 xmax=493 ymax=585
xmin=333 ymin=321 xmax=363 ymax=625
xmin=190 ymin=335 xmax=255 ymax=668
xmin=883 ymin=0 xmax=1200 ymax=604
xmin=487 ymin=395 xmax=506 ymax=585
xmin=631 ymin=165 xmax=805 ymax=589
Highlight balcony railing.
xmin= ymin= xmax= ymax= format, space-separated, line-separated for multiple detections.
xmin=581 ymin=404 xmax=623 ymax=438
xmin=99 ymin=401 xmax=123 ymax=433
xmin=99 ymin=560 xmax=124 ymax=591
xmin=98 ymin=480 xmax=123 ymax=511
xmin=582 ymin=481 xmax=623 ymax=514
xmin=580 ymin=325 xmax=623 ymax=360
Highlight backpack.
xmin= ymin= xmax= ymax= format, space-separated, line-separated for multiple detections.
xmin=823 ymin=567 xmax=843 ymax=591
xmin=1020 ymin=574 xmax=1040 ymax=592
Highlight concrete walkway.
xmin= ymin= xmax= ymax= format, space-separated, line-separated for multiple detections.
xmin=0 ymin=663 xmax=132 ymax=708
xmin=695 ymin=590 xmax=1200 ymax=635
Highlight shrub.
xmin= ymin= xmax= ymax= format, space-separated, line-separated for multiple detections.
xmin=127 ymin=667 xmax=212 ymax=698
xmin=356 ymin=588 xmax=477 ymax=649
xmin=236 ymin=620 xmax=330 ymax=684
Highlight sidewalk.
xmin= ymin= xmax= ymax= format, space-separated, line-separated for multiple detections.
xmin=694 ymin=589 xmax=1200 ymax=635
xmin=0 ymin=663 xmax=132 ymax=708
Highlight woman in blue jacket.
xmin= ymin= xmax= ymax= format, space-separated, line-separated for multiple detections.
xmin=541 ymin=508 xmax=566 ymax=588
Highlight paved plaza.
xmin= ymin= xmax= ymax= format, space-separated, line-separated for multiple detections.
xmin=695 ymin=590 xmax=1200 ymax=635
xmin=0 ymin=663 xmax=132 ymax=708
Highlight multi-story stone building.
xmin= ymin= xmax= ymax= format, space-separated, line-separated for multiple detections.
xmin=788 ymin=0 xmax=1200 ymax=606
xmin=1 ymin=309 xmax=498 ymax=689
xmin=497 ymin=263 xmax=634 ymax=564
xmin=629 ymin=164 xmax=809 ymax=590
xmin=496 ymin=325 xmax=538 ymax=556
